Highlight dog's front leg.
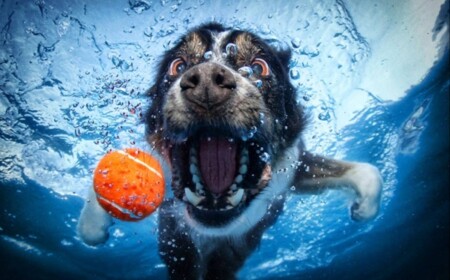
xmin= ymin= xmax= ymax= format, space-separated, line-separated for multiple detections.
xmin=158 ymin=200 xmax=201 ymax=280
xmin=77 ymin=187 xmax=113 ymax=245
xmin=293 ymin=151 xmax=382 ymax=221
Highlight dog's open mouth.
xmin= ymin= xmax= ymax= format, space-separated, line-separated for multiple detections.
xmin=169 ymin=130 xmax=272 ymax=226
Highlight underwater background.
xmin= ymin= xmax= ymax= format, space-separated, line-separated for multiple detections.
xmin=0 ymin=0 xmax=448 ymax=279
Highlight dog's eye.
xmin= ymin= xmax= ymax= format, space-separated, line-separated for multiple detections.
xmin=168 ymin=58 xmax=187 ymax=76
xmin=251 ymin=58 xmax=270 ymax=77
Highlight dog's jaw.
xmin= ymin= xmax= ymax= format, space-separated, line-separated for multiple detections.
xmin=165 ymin=142 xmax=299 ymax=240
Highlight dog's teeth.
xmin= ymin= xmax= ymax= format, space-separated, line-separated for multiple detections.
xmin=192 ymin=174 xmax=201 ymax=184
xmin=189 ymin=163 xmax=198 ymax=175
xmin=240 ymin=149 xmax=249 ymax=164
xmin=225 ymin=205 xmax=233 ymax=210
xmin=195 ymin=182 xmax=204 ymax=194
xmin=184 ymin=188 xmax=204 ymax=206
xmin=190 ymin=146 xmax=197 ymax=156
xmin=240 ymin=156 xmax=248 ymax=165
xmin=227 ymin=188 xmax=244 ymax=207
xmin=234 ymin=174 xmax=243 ymax=184
xmin=190 ymin=155 xmax=197 ymax=164
xmin=239 ymin=164 xmax=248 ymax=175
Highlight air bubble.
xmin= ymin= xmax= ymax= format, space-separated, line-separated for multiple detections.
xmin=259 ymin=152 xmax=271 ymax=163
xmin=291 ymin=38 xmax=301 ymax=48
xmin=318 ymin=111 xmax=331 ymax=121
xmin=254 ymin=79 xmax=263 ymax=88
xmin=259 ymin=112 xmax=265 ymax=124
xmin=289 ymin=69 xmax=300 ymax=80
xmin=238 ymin=66 xmax=253 ymax=77
xmin=241 ymin=126 xmax=258 ymax=141
xmin=225 ymin=43 xmax=238 ymax=56
xmin=203 ymin=51 xmax=212 ymax=60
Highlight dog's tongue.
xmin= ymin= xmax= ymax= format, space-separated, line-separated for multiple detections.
xmin=199 ymin=137 xmax=237 ymax=194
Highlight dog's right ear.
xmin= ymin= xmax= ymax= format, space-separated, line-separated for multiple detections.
xmin=145 ymin=84 xmax=162 ymax=134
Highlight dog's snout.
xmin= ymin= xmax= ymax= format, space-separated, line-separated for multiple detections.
xmin=180 ymin=63 xmax=236 ymax=110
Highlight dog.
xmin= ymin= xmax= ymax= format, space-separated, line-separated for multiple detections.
xmin=78 ymin=23 xmax=382 ymax=280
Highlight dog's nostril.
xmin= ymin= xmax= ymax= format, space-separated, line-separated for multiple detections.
xmin=215 ymin=73 xmax=224 ymax=86
xmin=180 ymin=71 xmax=200 ymax=90
xmin=214 ymin=70 xmax=236 ymax=89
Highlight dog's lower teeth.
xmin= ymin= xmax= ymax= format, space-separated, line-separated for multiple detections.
xmin=240 ymin=149 xmax=249 ymax=164
xmin=192 ymin=174 xmax=201 ymax=184
xmin=239 ymin=164 xmax=248 ymax=175
xmin=189 ymin=163 xmax=198 ymax=175
xmin=227 ymin=188 xmax=244 ymax=206
xmin=195 ymin=182 xmax=204 ymax=192
xmin=234 ymin=174 xmax=243 ymax=184
xmin=190 ymin=155 xmax=197 ymax=164
xmin=185 ymin=188 xmax=204 ymax=206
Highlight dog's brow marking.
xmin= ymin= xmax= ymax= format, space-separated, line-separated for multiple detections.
xmin=180 ymin=32 xmax=206 ymax=64
xmin=116 ymin=150 xmax=163 ymax=178
xmin=235 ymin=33 xmax=261 ymax=64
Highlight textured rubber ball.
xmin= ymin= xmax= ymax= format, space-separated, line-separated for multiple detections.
xmin=93 ymin=148 xmax=165 ymax=221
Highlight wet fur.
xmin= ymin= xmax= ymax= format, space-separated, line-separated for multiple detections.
xmin=77 ymin=23 xmax=382 ymax=280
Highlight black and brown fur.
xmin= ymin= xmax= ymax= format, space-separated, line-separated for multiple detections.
xmin=78 ymin=23 xmax=382 ymax=280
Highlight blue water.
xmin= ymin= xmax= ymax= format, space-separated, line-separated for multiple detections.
xmin=0 ymin=0 xmax=448 ymax=279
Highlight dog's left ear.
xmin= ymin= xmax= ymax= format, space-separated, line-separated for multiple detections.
xmin=274 ymin=48 xmax=292 ymax=69
xmin=265 ymin=39 xmax=292 ymax=69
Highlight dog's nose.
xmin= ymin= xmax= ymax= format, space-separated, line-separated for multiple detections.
xmin=180 ymin=62 xmax=236 ymax=110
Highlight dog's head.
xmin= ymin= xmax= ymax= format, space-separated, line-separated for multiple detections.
xmin=146 ymin=23 xmax=305 ymax=226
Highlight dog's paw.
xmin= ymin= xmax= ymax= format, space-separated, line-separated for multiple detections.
xmin=77 ymin=191 xmax=113 ymax=246
xmin=346 ymin=163 xmax=382 ymax=221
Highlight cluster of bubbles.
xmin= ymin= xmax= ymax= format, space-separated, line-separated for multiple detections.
xmin=202 ymin=43 xmax=263 ymax=89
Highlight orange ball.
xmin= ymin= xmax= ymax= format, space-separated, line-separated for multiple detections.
xmin=93 ymin=148 xmax=165 ymax=221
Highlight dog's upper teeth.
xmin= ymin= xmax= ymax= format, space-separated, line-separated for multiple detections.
xmin=192 ymin=174 xmax=201 ymax=184
xmin=195 ymin=183 xmax=205 ymax=195
xmin=190 ymin=155 xmax=198 ymax=164
xmin=227 ymin=188 xmax=244 ymax=207
xmin=239 ymin=164 xmax=247 ymax=175
xmin=234 ymin=174 xmax=243 ymax=184
xmin=184 ymin=188 xmax=204 ymax=206
xmin=189 ymin=163 xmax=199 ymax=175
xmin=240 ymin=148 xmax=249 ymax=164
